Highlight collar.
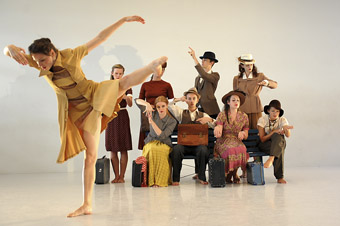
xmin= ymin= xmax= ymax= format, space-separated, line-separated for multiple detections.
xmin=245 ymin=72 xmax=253 ymax=79
xmin=188 ymin=108 xmax=199 ymax=114
xmin=38 ymin=51 xmax=63 ymax=77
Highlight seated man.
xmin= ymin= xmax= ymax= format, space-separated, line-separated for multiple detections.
xmin=257 ymin=100 xmax=294 ymax=184
xmin=169 ymin=87 xmax=216 ymax=185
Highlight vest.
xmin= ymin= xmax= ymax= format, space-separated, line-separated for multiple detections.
xmin=181 ymin=110 xmax=204 ymax=124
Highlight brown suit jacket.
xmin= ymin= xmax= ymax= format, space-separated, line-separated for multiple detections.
xmin=233 ymin=73 xmax=277 ymax=114
xmin=194 ymin=64 xmax=220 ymax=116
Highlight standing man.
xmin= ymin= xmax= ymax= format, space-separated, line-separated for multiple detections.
xmin=188 ymin=47 xmax=220 ymax=119
xmin=169 ymin=87 xmax=215 ymax=185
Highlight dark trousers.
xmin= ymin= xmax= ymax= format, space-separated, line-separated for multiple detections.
xmin=259 ymin=133 xmax=286 ymax=179
xmin=171 ymin=144 xmax=210 ymax=182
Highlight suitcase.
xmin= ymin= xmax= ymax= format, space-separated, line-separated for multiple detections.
xmin=132 ymin=160 xmax=143 ymax=187
xmin=95 ymin=156 xmax=110 ymax=184
xmin=247 ymin=161 xmax=265 ymax=185
xmin=132 ymin=156 xmax=148 ymax=187
xmin=208 ymin=158 xmax=226 ymax=187
xmin=177 ymin=124 xmax=209 ymax=146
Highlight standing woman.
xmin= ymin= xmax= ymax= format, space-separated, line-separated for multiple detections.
xmin=3 ymin=16 xmax=168 ymax=217
xmin=136 ymin=96 xmax=177 ymax=187
xmin=233 ymin=54 xmax=277 ymax=129
xmin=105 ymin=64 xmax=132 ymax=183
xmin=137 ymin=62 xmax=174 ymax=150
xmin=214 ymin=91 xmax=249 ymax=183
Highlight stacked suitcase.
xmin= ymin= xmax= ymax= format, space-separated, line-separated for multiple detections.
xmin=95 ymin=156 xmax=110 ymax=184
xmin=247 ymin=161 xmax=265 ymax=185
xmin=132 ymin=156 xmax=148 ymax=187
xmin=208 ymin=158 xmax=226 ymax=187
xmin=132 ymin=160 xmax=143 ymax=187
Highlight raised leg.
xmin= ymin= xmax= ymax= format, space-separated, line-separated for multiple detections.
xmin=118 ymin=56 xmax=168 ymax=97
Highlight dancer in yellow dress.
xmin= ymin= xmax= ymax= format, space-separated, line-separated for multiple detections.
xmin=4 ymin=15 xmax=168 ymax=217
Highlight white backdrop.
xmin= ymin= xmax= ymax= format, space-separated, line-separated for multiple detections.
xmin=0 ymin=0 xmax=339 ymax=173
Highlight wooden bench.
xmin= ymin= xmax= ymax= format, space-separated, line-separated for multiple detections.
xmin=243 ymin=129 xmax=269 ymax=163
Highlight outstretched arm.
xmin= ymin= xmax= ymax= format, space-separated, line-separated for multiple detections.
xmin=86 ymin=16 xmax=145 ymax=53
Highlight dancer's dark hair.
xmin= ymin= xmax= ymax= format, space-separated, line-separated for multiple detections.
xmin=28 ymin=38 xmax=58 ymax=55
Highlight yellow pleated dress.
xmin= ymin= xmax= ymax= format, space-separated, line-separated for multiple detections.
xmin=26 ymin=45 xmax=122 ymax=163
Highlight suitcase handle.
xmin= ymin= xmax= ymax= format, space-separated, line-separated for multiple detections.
xmin=181 ymin=132 xmax=203 ymax=138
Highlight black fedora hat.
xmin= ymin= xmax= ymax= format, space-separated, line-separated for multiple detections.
xmin=221 ymin=90 xmax=246 ymax=106
xmin=264 ymin=100 xmax=284 ymax=117
xmin=199 ymin=51 xmax=218 ymax=63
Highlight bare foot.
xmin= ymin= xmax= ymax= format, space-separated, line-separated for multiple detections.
xmin=233 ymin=175 xmax=241 ymax=184
xmin=225 ymin=172 xmax=233 ymax=184
xmin=277 ymin=178 xmax=287 ymax=184
xmin=117 ymin=178 xmax=125 ymax=183
xmin=198 ymin=179 xmax=208 ymax=185
xmin=151 ymin=184 xmax=160 ymax=188
xmin=240 ymin=170 xmax=247 ymax=178
xmin=264 ymin=156 xmax=275 ymax=168
xmin=111 ymin=178 xmax=119 ymax=183
xmin=172 ymin=182 xmax=180 ymax=186
xmin=150 ymin=56 xmax=168 ymax=76
xmin=67 ymin=205 xmax=92 ymax=218
xmin=192 ymin=174 xmax=198 ymax=180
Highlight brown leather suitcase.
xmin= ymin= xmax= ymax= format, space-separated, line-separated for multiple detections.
xmin=177 ymin=124 xmax=209 ymax=146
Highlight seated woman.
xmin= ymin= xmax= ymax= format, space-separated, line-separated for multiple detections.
xmin=257 ymin=100 xmax=294 ymax=184
xmin=135 ymin=96 xmax=177 ymax=187
xmin=214 ymin=90 xmax=249 ymax=183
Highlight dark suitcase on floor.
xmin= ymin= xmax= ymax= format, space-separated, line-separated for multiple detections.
xmin=247 ymin=161 xmax=265 ymax=185
xmin=95 ymin=156 xmax=110 ymax=184
xmin=132 ymin=160 xmax=143 ymax=187
xmin=208 ymin=158 xmax=226 ymax=187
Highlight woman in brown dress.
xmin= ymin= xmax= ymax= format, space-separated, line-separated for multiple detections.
xmin=233 ymin=54 xmax=278 ymax=129
xmin=4 ymin=15 xmax=168 ymax=217
xmin=137 ymin=62 xmax=174 ymax=149
xmin=105 ymin=64 xmax=132 ymax=183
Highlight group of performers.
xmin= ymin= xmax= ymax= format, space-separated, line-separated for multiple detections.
xmin=4 ymin=15 xmax=293 ymax=217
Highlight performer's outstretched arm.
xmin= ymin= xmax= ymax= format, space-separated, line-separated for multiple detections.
xmin=86 ymin=16 xmax=145 ymax=53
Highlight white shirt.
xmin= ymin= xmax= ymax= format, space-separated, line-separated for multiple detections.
xmin=257 ymin=115 xmax=289 ymax=135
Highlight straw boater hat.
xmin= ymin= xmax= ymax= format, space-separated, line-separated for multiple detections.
xmin=264 ymin=100 xmax=284 ymax=117
xmin=238 ymin=54 xmax=256 ymax=65
xmin=221 ymin=90 xmax=246 ymax=106
xmin=199 ymin=51 xmax=218 ymax=63
xmin=183 ymin=87 xmax=201 ymax=99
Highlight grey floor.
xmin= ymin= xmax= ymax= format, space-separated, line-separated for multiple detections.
xmin=1 ymin=164 xmax=340 ymax=226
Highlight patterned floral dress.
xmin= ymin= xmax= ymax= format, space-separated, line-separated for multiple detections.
xmin=214 ymin=111 xmax=249 ymax=173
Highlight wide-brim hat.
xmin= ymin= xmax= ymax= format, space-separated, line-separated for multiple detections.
xmin=238 ymin=53 xmax=255 ymax=65
xmin=183 ymin=87 xmax=201 ymax=99
xmin=264 ymin=100 xmax=284 ymax=117
xmin=221 ymin=90 xmax=246 ymax=106
xmin=199 ymin=51 xmax=218 ymax=63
